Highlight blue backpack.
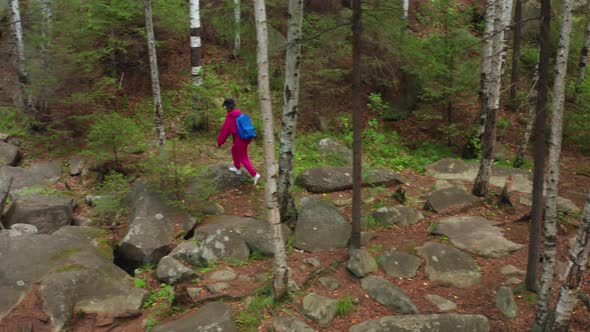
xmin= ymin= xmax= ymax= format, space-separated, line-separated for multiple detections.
xmin=236 ymin=113 xmax=256 ymax=140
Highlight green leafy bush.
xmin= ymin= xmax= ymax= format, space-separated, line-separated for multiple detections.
xmin=84 ymin=112 xmax=142 ymax=165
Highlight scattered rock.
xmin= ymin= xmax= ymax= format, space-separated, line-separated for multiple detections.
xmin=434 ymin=180 xmax=465 ymax=191
xmin=361 ymin=276 xmax=418 ymax=314
xmin=209 ymin=268 xmax=237 ymax=282
xmin=294 ymin=197 xmax=351 ymax=252
xmin=500 ymin=265 xmax=526 ymax=276
xmin=272 ymin=316 xmax=317 ymax=332
xmin=433 ymin=216 xmax=524 ymax=258
xmin=301 ymin=293 xmax=338 ymax=328
xmin=318 ymin=138 xmax=353 ymax=164
xmin=0 ymin=226 xmax=148 ymax=330
xmin=416 ymin=242 xmax=481 ymax=288
xmin=519 ymin=195 xmax=581 ymax=215
xmin=152 ymin=302 xmax=237 ymax=332
xmin=238 ymin=275 xmax=254 ymax=283
xmin=319 ymin=277 xmax=340 ymax=291
xmin=0 ymin=141 xmax=20 ymax=166
xmin=378 ymin=251 xmax=421 ymax=278
xmin=170 ymin=241 xmax=207 ymax=267
xmin=349 ymin=314 xmax=490 ymax=332
xmin=186 ymin=287 xmax=202 ymax=299
xmin=426 ymin=158 xmax=532 ymax=193
xmin=206 ymin=282 xmax=230 ymax=294
xmin=496 ymin=286 xmax=518 ymax=319
xmin=0 ymin=161 xmax=62 ymax=193
xmin=200 ymin=164 xmax=251 ymax=192
xmin=7 ymin=223 xmax=38 ymax=236
xmin=200 ymin=228 xmax=250 ymax=264
xmin=156 ymin=256 xmax=198 ymax=285
xmin=68 ymin=156 xmax=86 ymax=176
xmin=503 ymin=277 xmax=522 ymax=286
xmin=303 ymin=257 xmax=321 ymax=268
xmin=296 ymin=166 xmax=404 ymax=193
xmin=426 ymin=187 xmax=478 ymax=213
xmin=347 ymin=249 xmax=378 ymax=278
xmin=3 ymin=194 xmax=75 ymax=234
xmin=425 ymin=294 xmax=457 ymax=312
xmin=370 ymin=205 xmax=424 ymax=227
xmin=116 ymin=180 xmax=197 ymax=269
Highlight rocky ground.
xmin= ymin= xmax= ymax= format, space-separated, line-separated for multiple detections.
xmin=1 ymin=134 xmax=589 ymax=332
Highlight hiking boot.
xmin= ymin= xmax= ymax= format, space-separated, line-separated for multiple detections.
xmin=253 ymin=173 xmax=261 ymax=186
xmin=229 ymin=166 xmax=242 ymax=175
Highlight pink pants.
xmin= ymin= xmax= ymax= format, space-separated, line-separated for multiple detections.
xmin=231 ymin=141 xmax=256 ymax=177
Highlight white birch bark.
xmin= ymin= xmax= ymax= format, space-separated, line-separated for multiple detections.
xmin=500 ymin=0 xmax=513 ymax=73
xmin=278 ymin=0 xmax=304 ymax=223
xmin=9 ymin=0 xmax=36 ymax=118
xmin=473 ymin=0 xmax=505 ymax=196
xmin=233 ymin=0 xmax=241 ymax=58
xmin=575 ymin=1 xmax=590 ymax=93
xmin=253 ymin=0 xmax=289 ymax=300
xmin=552 ymin=191 xmax=590 ymax=331
xmin=190 ymin=0 xmax=203 ymax=86
xmin=144 ymin=0 xmax=166 ymax=150
xmin=475 ymin=0 xmax=496 ymax=139
xmin=535 ymin=0 xmax=574 ymax=326
xmin=402 ymin=0 xmax=409 ymax=19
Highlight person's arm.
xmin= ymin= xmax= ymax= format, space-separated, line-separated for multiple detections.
xmin=217 ymin=116 xmax=231 ymax=147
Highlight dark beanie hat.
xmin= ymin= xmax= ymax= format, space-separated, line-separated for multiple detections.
xmin=222 ymin=98 xmax=236 ymax=110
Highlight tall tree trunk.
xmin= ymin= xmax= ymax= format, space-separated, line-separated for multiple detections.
xmin=144 ymin=0 xmax=166 ymax=151
xmin=253 ymin=0 xmax=289 ymax=300
xmin=475 ymin=0 xmax=496 ymax=139
xmin=233 ymin=0 xmax=241 ymax=58
xmin=402 ymin=0 xmax=409 ymax=19
xmin=512 ymin=68 xmax=537 ymax=168
xmin=500 ymin=0 xmax=513 ymax=72
xmin=38 ymin=0 xmax=53 ymax=116
xmin=575 ymin=0 xmax=590 ymax=94
xmin=535 ymin=0 xmax=574 ymax=327
xmin=190 ymin=0 xmax=203 ymax=86
xmin=551 ymin=191 xmax=590 ymax=331
xmin=472 ymin=0 xmax=505 ymax=197
xmin=9 ymin=0 xmax=37 ymax=120
xmin=509 ymin=0 xmax=522 ymax=109
xmin=350 ymin=0 xmax=362 ymax=250
xmin=278 ymin=0 xmax=304 ymax=224
xmin=525 ymin=0 xmax=551 ymax=293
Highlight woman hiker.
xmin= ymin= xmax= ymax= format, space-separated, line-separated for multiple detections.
xmin=217 ymin=98 xmax=261 ymax=185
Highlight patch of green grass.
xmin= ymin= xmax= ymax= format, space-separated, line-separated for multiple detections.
xmin=336 ymin=296 xmax=356 ymax=316
xmin=197 ymin=263 xmax=216 ymax=274
xmin=367 ymin=244 xmax=384 ymax=253
xmin=225 ymin=257 xmax=249 ymax=267
xmin=133 ymin=277 xmax=148 ymax=289
xmin=50 ymin=248 xmax=82 ymax=261
xmin=191 ymin=278 xmax=201 ymax=283
xmin=144 ymin=314 xmax=160 ymax=331
xmin=427 ymin=222 xmax=438 ymax=234
xmin=522 ymin=292 xmax=537 ymax=304
xmin=361 ymin=215 xmax=383 ymax=230
xmin=235 ymin=286 xmax=275 ymax=332
xmin=286 ymin=235 xmax=295 ymax=254
xmin=143 ymin=283 xmax=175 ymax=309
xmin=250 ymin=250 xmax=266 ymax=260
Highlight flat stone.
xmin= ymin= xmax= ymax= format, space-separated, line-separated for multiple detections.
xmin=426 ymin=187 xmax=478 ymax=213
xmin=503 ymin=277 xmax=522 ymax=286
xmin=433 ymin=216 xmax=524 ymax=258
xmin=519 ymin=195 xmax=581 ymax=215
xmin=3 ymin=194 xmax=75 ymax=234
xmin=200 ymin=228 xmax=250 ymax=264
xmin=296 ymin=166 xmax=404 ymax=193
xmin=156 ymin=256 xmax=198 ymax=285
xmin=238 ymin=275 xmax=254 ymax=283
xmin=303 ymin=257 xmax=321 ymax=268
xmin=319 ymin=277 xmax=340 ymax=291
xmin=500 ymin=265 xmax=526 ymax=276
xmin=426 ymin=158 xmax=532 ymax=194
xmin=301 ymin=293 xmax=338 ymax=328
xmin=294 ymin=197 xmax=351 ymax=252
xmin=209 ymin=268 xmax=237 ymax=282
xmin=272 ymin=316 xmax=317 ymax=332
xmin=152 ymin=302 xmax=237 ymax=332
xmin=426 ymin=294 xmax=457 ymax=312
xmin=206 ymin=282 xmax=230 ymax=294
xmin=361 ymin=276 xmax=418 ymax=314
xmin=170 ymin=241 xmax=207 ymax=268
xmin=349 ymin=314 xmax=490 ymax=332
xmin=434 ymin=180 xmax=466 ymax=191
xmin=378 ymin=251 xmax=421 ymax=278
xmin=318 ymin=138 xmax=353 ymax=165
xmin=416 ymin=242 xmax=481 ymax=288
xmin=347 ymin=249 xmax=378 ymax=278
xmin=496 ymin=286 xmax=518 ymax=319
xmin=370 ymin=206 xmax=424 ymax=226
xmin=0 ymin=141 xmax=20 ymax=166
xmin=7 ymin=223 xmax=38 ymax=236
xmin=186 ymin=287 xmax=202 ymax=299
xmin=0 ymin=162 xmax=62 ymax=193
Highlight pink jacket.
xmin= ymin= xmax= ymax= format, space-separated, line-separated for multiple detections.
xmin=217 ymin=109 xmax=250 ymax=147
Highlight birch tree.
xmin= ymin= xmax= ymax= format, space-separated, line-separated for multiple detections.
xmin=575 ymin=0 xmax=590 ymax=94
xmin=278 ymin=0 xmax=304 ymax=223
xmin=472 ymin=0 xmax=505 ymax=197
xmin=402 ymin=0 xmax=409 ymax=19
xmin=551 ymin=191 xmax=590 ymax=331
xmin=526 ymin=0 xmax=551 ymax=292
xmin=535 ymin=0 xmax=574 ymax=326
xmin=190 ymin=0 xmax=202 ymax=87
xmin=350 ymin=0 xmax=362 ymax=249
xmin=253 ymin=0 xmax=289 ymax=300
xmin=144 ymin=0 xmax=166 ymax=150
xmin=513 ymin=61 xmax=538 ymax=168
xmin=9 ymin=0 xmax=37 ymax=120
xmin=233 ymin=0 xmax=241 ymax=58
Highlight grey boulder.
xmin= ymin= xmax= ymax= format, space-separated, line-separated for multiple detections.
xmin=496 ymin=286 xmax=518 ymax=319
xmin=347 ymin=249 xmax=378 ymax=278
xmin=0 ymin=141 xmax=20 ymax=166
xmin=317 ymin=138 xmax=353 ymax=164
xmin=426 ymin=187 xmax=478 ymax=213
xmin=301 ymin=293 xmax=338 ymax=328
xmin=200 ymin=228 xmax=250 ymax=264
xmin=0 ymin=160 xmax=62 ymax=193
xmin=378 ymin=251 xmax=421 ymax=278
xmin=152 ymin=302 xmax=237 ymax=332
xmin=294 ymin=197 xmax=351 ymax=252
xmin=361 ymin=276 xmax=418 ymax=314
xmin=296 ymin=166 xmax=404 ymax=193
xmin=349 ymin=314 xmax=490 ymax=332
xmin=3 ymin=194 xmax=75 ymax=234
xmin=416 ymin=242 xmax=481 ymax=288
xmin=157 ymin=255 xmax=199 ymax=284
xmin=370 ymin=206 xmax=424 ymax=226
xmin=272 ymin=316 xmax=317 ymax=332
